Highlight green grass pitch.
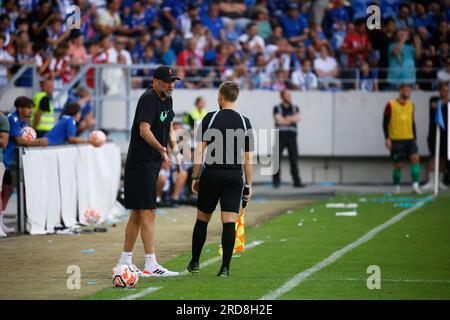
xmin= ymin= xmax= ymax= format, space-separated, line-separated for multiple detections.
xmin=84 ymin=193 xmax=450 ymax=300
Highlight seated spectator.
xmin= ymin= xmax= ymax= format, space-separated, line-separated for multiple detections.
xmin=358 ymin=60 xmax=378 ymax=92
xmin=133 ymin=44 xmax=158 ymax=88
xmin=124 ymin=0 xmax=157 ymax=38
xmin=14 ymin=41 xmax=34 ymax=87
xmin=253 ymin=7 xmax=272 ymax=41
xmin=413 ymin=3 xmax=437 ymax=33
xmin=45 ymin=16 xmax=70 ymax=52
xmin=430 ymin=20 xmax=450 ymax=53
xmin=44 ymin=102 xmax=100 ymax=146
xmin=47 ymin=46 xmax=71 ymax=85
xmin=95 ymin=0 xmax=127 ymax=36
xmin=271 ymin=69 xmax=288 ymax=91
xmin=29 ymin=0 xmax=54 ymax=43
xmin=437 ymin=56 xmax=450 ymax=84
xmin=215 ymin=0 xmax=249 ymax=34
xmin=184 ymin=56 xmax=209 ymax=89
xmin=395 ymin=3 xmax=414 ymax=31
xmin=67 ymin=30 xmax=88 ymax=65
xmin=190 ymin=20 xmax=208 ymax=57
xmin=155 ymin=32 xmax=177 ymax=66
xmin=0 ymin=34 xmax=14 ymax=88
xmin=435 ymin=42 xmax=449 ymax=69
xmin=416 ymin=58 xmax=437 ymax=91
xmin=224 ymin=19 xmax=239 ymax=43
xmin=249 ymin=52 xmax=271 ymax=89
xmin=104 ymin=35 xmax=133 ymax=94
xmin=177 ymin=38 xmax=203 ymax=67
xmin=278 ymin=2 xmax=309 ymax=46
xmin=238 ymin=22 xmax=265 ymax=53
xmin=313 ymin=44 xmax=340 ymax=90
xmin=267 ymin=24 xmax=284 ymax=45
xmin=65 ymin=87 xmax=96 ymax=135
xmin=176 ymin=4 xmax=199 ymax=39
xmin=291 ymin=59 xmax=318 ymax=91
xmin=200 ymin=3 xmax=225 ymax=42
xmin=387 ymin=29 xmax=422 ymax=88
xmin=223 ymin=63 xmax=251 ymax=89
xmin=331 ymin=20 xmax=346 ymax=56
xmin=160 ymin=0 xmax=186 ymax=31
xmin=326 ymin=0 xmax=350 ymax=33
xmin=290 ymin=43 xmax=307 ymax=70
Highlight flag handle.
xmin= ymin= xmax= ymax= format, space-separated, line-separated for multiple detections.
xmin=434 ymin=124 xmax=440 ymax=196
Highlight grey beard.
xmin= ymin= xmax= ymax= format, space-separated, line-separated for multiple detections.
xmin=163 ymin=90 xmax=172 ymax=98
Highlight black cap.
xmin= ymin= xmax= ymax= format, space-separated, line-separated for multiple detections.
xmin=153 ymin=65 xmax=181 ymax=81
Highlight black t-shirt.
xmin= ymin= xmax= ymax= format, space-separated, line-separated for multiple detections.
xmin=197 ymin=109 xmax=253 ymax=170
xmin=39 ymin=96 xmax=50 ymax=112
xmin=273 ymin=103 xmax=299 ymax=134
xmin=125 ymin=88 xmax=174 ymax=171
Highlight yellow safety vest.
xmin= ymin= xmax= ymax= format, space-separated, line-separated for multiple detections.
xmin=32 ymin=91 xmax=55 ymax=132
xmin=184 ymin=108 xmax=207 ymax=125
xmin=388 ymin=99 xmax=414 ymax=140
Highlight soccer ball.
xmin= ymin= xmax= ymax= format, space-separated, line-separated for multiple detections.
xmin=21 ymin=126 xmax=36 ymax=141
xmin=84 ymin=208 xmax=101 ymax=225
xmin=89 ymin=130 xmax=106 ymax=146
xmin=112 ymin=264 xmax=139 ymax=288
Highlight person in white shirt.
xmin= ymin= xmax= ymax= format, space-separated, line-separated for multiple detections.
xmin=0 ymin=34 xmax=14 ymax=87
xmin=104 ymin=35 xmax=132 ymax=95
xmin=437 ymin=57 xmax=450 ymax=84
xmin=238 ymin=22 xmax=265 ymax=53
xmin=95 ymin=0 xmax=126 ymax=36
xmin=291 ymin=59 xmax=318 ymax=91
xmin=313 ymin=44 xmax=340 ymax=89
xmin=176 ymin=4 xmax=199 ymax=39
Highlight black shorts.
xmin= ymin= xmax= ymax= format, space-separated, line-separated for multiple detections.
xmin=197 ymin=167 xmax=244 ymax=214
xmin=124 ymin=167 xmax=161 ymax=210
xmin=428 ymin=131 xmax=448 ymax=157
xmin=391 ymin=140 xmax=418 ymax=162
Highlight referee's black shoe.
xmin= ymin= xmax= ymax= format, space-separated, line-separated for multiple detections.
xmin=187 ymin=261 xmax=199 ymax=273
xmin=217 ymin=266 xmax=230 ymax=277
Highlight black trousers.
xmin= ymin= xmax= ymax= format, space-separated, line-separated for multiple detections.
xmin=273 ymin=132 xmax=301 ymax=185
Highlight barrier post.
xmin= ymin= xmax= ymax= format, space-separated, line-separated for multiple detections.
xmin=17 ymin=147 xmax=26 ymax=233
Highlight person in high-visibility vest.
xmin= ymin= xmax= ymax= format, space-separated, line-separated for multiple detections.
xmin=31 ymin=77 xmax=55 ymax=138
xmin=183 ymin=96 xmax=208 ymax=129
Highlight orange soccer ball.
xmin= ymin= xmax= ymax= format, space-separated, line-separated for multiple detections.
xmin=112 ymin=264 xmax=139 ymax=289
xmin=89 ymin=130 xmax=106 ymax=146
xmin=21 ymin=126 xmax=37 ymax=142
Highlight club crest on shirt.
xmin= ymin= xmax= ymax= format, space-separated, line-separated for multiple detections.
xmin=160 ymin=110 xmax=168 ymax=122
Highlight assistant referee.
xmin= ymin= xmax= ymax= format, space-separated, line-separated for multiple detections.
xmin=187 ymin=81 xmax=254 ymax=277
xmin=116 ymin=65 xmax=183 ymax=277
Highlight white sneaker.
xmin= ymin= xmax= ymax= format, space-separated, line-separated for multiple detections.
xmin=0 ymin=228 xmax=6 ymax=238
xmin=394 ymin=185 xmax=401 ymax=194
xmin=439 ymin=182 xmax=448 ymax=190
xmin=141 ymin=264 xmax=179 ymax=277
xmin=1 ymin=223 xmax=15 ymax=234
xmin=412 ymin=183 xmax=423 ymax=194
xmin=422 ymin=181 xmax=434 ymax=191
xmin=112 ymin=263 xmax=141 ymax=277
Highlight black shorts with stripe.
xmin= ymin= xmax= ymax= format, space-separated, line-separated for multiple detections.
xmin=197 ymin=167 xmax=244 ymax=214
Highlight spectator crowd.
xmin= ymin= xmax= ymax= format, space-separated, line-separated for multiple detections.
xmin=0 ymin=0 xmax=448 ymax=92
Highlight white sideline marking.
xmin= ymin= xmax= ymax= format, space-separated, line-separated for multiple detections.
xmin=308 ymin=278 xmax=450 ymax=284
xmin=119 ymin=287 xmax=161 ymax=300
xmin=179 ymin=240 xmax=264 ymax=276
xmin=120 ymin=240 xmax=264 ymax=300
xmin=260 ymin=202 xmax=426 ymax=300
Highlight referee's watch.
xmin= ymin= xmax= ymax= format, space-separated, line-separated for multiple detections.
xmin=191 ymin=174 xmax=200 ymax=180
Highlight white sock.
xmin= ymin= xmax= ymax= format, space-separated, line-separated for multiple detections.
xmin=120 ymin=252 xmax=133 ymax=265
xmin=156 ymin=196 xmax=161 ymax=202
xmin=428 ymin=171 xmax=435 ymax=183
xmin=145 ymin=253 xmax=157 ymax=269
xmin=412 ymin=182 xmax=419 ymax=189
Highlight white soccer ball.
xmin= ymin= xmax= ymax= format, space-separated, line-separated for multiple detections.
xmin=21 ymin=126 xmax=36 ymax=142
xmin=89 ymin=130 xmax=106 ymax=146
xmin=112 ymin=264 xmax=139 ymax=289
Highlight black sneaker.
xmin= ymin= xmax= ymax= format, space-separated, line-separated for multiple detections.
xmin=187 ymin=261 xmax=199 ymax=273
xmin=294 ymin=182 xmax=305 ymax=188
xmin=217 ymin=266 xmax=230 ymax=277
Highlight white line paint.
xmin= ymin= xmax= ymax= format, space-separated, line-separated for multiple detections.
xmin=119 ymin=287 xmax=162 ymax=300
xmin=260 ymin=202 xmax=427 ymax=300
xmin=308 ymin=278 xmax=450 ymax=284
xmin=179 ymin=240 xmax=264 ymax=276
xmin=120 ymin=240 xmax=264 ymax=300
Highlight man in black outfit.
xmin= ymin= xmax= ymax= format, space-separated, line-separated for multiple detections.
xmin=115 ymin=65 xmax=183 ymax=277
xmin=188 ymin=81 xmax=253 ymax=277
xmin=272 ymin=89 xmax=303 ymax=188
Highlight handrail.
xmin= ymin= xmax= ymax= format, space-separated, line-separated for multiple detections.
xmin=0 ymin=64 xmax=36 ymax=96
xmin=52 ymin=64 xmax=91 ymax=103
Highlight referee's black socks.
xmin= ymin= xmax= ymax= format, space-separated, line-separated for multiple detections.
xmin=191 ymin=219 xmax=208 ymax=263
xmin=221 ymin=222 xmax=236 ymax=270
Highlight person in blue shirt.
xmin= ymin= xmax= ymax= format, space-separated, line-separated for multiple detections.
xmin=200 ymin=3 xmax=225 ymax=41
xmin=278 ymin=2 xmax=309 ymax=46
xmin=64 ymin=87 xmax=96 ymax=135
xmin=44 ymin=102 xmax=101 ymax=147
xmin=2 ymin=96 xmax=48 ymax=214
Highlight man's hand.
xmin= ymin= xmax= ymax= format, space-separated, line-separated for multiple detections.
xmin=191 ymin=179 xmax=199 ymax=195
xmin=160 ymin=147 xmax=171 ymax=166
xmin=173 ymin=152 xmax=184 ymax=173
xmin=385 ymin=138 xmax=392 ymax=150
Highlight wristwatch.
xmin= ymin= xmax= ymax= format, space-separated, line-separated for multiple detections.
xmin=191 ymin=174 xmax=200 ymax=180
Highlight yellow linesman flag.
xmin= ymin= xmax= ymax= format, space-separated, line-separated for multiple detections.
xmin=218 ymin=209 xmax=245 ymax=255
